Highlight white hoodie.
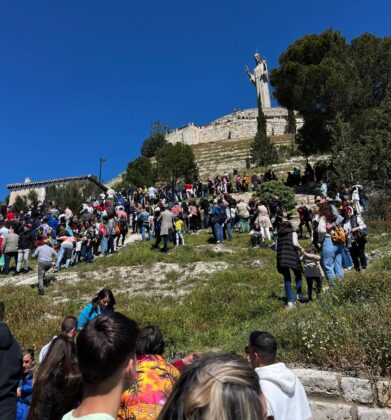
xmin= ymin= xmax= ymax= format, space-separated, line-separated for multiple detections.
xmin=256 ymin=363 xmax=312 ymax=420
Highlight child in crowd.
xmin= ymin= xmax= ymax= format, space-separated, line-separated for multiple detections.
xmin=249 ymin=223 xmax=263 ymax=248
xmin=302 ymin=244 xmax=324 ymax=300
xmin=73 ymin=235 xmax=83 ymax=265
xmin=174 ymin=216 xmax=185 ymax=246
xmin=148 ymin=213 xmax=155 ymax=240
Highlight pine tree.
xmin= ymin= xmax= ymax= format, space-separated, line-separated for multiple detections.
xmin=330 ymin=114 xmax=361 ymax=184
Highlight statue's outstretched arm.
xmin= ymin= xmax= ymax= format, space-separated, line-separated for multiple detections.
xmin=245 ymin=66 xmax=256 ymax=86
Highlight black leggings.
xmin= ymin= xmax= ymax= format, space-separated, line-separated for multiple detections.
xmin=190 ymin=216 xmax=198 ymax=233
xmin=306 ymin=277 xmax=322 ymax=300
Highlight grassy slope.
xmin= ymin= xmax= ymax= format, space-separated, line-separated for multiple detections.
xmin=2 ymin=230 xmax=391 ymax=376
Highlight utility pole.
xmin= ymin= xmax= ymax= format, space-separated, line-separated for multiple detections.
xmin=99 ymin=157 xmax=106 ymax=183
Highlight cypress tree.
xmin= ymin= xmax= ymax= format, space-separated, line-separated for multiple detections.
xmin=286 ymin=109 xmax=297 ymax=134
xmin=251 ymin=103 xmax=278 ymax=167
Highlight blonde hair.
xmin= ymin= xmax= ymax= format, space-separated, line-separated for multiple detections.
xmin=158 ymin=353 xmax=264 ymax=420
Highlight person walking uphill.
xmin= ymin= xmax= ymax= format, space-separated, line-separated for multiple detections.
xmin=2 ymin=226 xmax=19 ymax=275
xmin=158 ymin=206 xmax=174 ymax=253
xmin=276 ymin=221 xmax=304 ymax=308
xmin=32 ymin=239 xmax=57 ymax=296
xmin=17 ymin=224 xmax=34 ymax=273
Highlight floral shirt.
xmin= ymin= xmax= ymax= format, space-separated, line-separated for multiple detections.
xmin=118 ymin=354 xmax=179 ymax=420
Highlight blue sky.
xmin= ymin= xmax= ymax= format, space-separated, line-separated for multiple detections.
xmin=1 ymin=0 xmax=390 ymax=199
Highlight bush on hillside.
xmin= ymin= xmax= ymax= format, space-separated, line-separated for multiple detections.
xmin=256 ymin=181 xmax=296 ymax=211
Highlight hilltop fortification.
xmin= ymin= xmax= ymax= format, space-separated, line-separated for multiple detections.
xmin=166 ymin=107 xmax=303 ymax=146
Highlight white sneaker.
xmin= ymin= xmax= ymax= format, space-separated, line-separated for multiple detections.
xmin=286 ymin=302 xmax=295 ymax=309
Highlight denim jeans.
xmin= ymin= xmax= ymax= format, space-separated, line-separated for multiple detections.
xmin=141 ymin=225 xmax=148 ymax=242
xmin=55 ymin=243 xmax=73 ymax=269
xmin=224 ymin=222 xmax=233 ymax=241
xmin=321 ymin=237 xmax=344 ymax=281
xmin=214 ymin=223 xmax=224 ymax=242
xmin=4 ymin=252 xmax=18 ymax=274
xmin=341 ymin=246 xmax=353 ymax=269
xmin=82 ymin=245 xmax=93 ymax=263
xmin=278 ymin=267 xmax=302 ymax=303
xmin=101 ymin=236 xmax=108 ymax=255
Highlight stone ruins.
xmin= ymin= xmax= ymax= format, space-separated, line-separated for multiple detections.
xmin=166 ymin=107 xmax=304 ymax=146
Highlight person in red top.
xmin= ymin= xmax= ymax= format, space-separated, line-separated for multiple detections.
xmin=171 ymin=203 xmax=182 ymax=217
xmin=185 ymin=183 xmax=193 ymax=199
xmin=6 ymin=208 xmax=15 ymax=222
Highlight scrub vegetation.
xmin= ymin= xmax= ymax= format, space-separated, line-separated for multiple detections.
xmin=1 ymin=216 xmax=390 ymax=378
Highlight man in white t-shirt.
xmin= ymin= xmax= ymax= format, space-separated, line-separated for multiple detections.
xmin=246 ymin=331 xmax=312 ymax=420
xmin=39 ymin=316 xmax=77 ymax=363
xmin=62 ymin=312 xmax=139 ymax=420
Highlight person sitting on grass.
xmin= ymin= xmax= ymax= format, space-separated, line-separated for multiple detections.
xmin=249 ymin=223 xmax=264 ymax=248
xmin=246 ymin=331 xmax=312 ymax=420
xmin=62 ymin=312 xmax=139 ymax=420
xmin=78 ymin=288 xmax=115 ymax=330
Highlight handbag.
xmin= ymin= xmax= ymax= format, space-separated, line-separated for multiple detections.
xmin=332 ymin=226 xmax=346 ymax=245
xmin=0 ymin=254 xmax=4 ymax=267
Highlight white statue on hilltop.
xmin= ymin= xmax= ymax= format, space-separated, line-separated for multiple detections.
xmin=245 ymin=53 xmax=271 ymax=109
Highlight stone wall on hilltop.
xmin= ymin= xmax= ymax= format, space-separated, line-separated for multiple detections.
xmin=166 ymin=107 xmax=303 ymax=146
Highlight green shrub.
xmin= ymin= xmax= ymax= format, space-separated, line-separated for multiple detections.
xmin=257 ymin=181 xmax=296 ymax=211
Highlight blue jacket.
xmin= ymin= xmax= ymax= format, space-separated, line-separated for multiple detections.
xmin=211 ymin=206 xmax=226 ymax=224
xmin=16 ymin=370 xmax=33 ymax=420
xmin=78 ymin=303 xmax=114 ymax=330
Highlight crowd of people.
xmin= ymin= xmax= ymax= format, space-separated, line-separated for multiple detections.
xmin=0 ymin=170 xmax=369 ymax=306
xmin=0 ymin=171 xmax=283 ymax=294
xmin=277 ymin=183 xmax=369 ymax=307
xmin=0 ymin=294 xmax=313 ymax=420
xmin=0 ymin=166 xmax=373 ymax=419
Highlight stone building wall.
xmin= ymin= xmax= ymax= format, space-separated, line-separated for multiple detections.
xmin=291 ymin=367 xmax=391 ymax=419
xmin=166 ymin=107 xmax=303 ymax=146
xmin=9 ymin=187 xmax=46 ymax=206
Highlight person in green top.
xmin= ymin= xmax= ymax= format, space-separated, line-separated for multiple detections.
xmin=62 ymin=312 xmax=139 ymax=420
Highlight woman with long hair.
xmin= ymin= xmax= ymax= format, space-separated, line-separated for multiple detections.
xmin=317 ymin=202 xmax=344 ymax=284
xmin=27 ymin=335 xmax=82 ymax=420
xmin=158 ymin=353 xmax=265 ymax=420
xmin=77 ymin=288 xmax=115 ymax=330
